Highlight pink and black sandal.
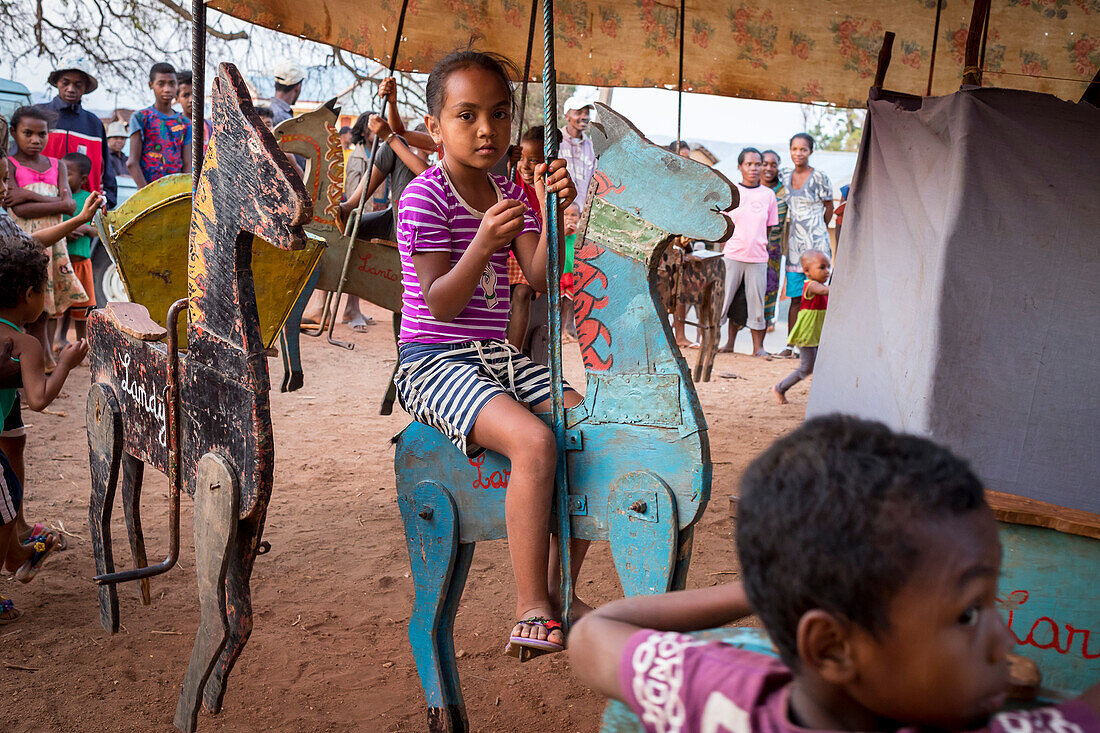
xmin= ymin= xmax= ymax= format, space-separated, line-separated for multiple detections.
xmin=505 ymin=616 xmax=564 ymax=658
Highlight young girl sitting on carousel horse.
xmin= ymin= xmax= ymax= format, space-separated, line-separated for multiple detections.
xmin=391 ymin=49 xmax=583 ymax=655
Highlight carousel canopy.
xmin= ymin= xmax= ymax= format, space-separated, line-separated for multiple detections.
xmin=208 ymin=0 xmax=1097 ymax=106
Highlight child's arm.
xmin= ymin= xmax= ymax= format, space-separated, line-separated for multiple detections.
xmin=380 ymin=77 xmax=405 ymax=135
xmin=31 ymin=191 xmax=105 ymax=247
xmin=9 ymin=160 xmax=76 ymax=218
xmin=367 ymin=115 xmax=429 ymax=176
xmin=804 ymin=281 xmax=829 ymax=297
xmin=512 ymin=159 xmax=577 ymax=292
xmin=11 ymin=331 xmax=88 ymax=411
xmin=412 ymin=199 xmax=528 ymax=322
xmin=127 ymin=131 xmax=148 ymax=188
xmin=569 ymin=583 xmax=755 ymax=702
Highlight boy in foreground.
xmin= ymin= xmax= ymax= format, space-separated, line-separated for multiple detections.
xmin=569 ymin=415 xmax=1099 ymax=732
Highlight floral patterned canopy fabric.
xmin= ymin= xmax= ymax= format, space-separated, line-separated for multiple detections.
xmin=209 ymin=0 xmax=1098 ymax=105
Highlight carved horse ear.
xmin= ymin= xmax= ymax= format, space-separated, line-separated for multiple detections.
xmin=589 ymin=120 xmax=610 ymax=157
xmin=591 ymin=103 xmax=633 ymax=157
xmin=214 ymin=63 xmax=311 ymax=230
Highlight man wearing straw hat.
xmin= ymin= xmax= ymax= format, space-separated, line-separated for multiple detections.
xmin=40 ymin=56 xmax=117 ymax=208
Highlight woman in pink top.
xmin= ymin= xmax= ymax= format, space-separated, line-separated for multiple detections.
xmin=718 ymin=147 xmax=778 ymax=358
xmin=3 ymin=106 xmax=85 ymax=370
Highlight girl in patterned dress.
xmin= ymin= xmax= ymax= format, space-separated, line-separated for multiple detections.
xmin=3 ymin=106 xmax=87 ymax=371
xmin=392 ymin=51 xmax=583 ymax=656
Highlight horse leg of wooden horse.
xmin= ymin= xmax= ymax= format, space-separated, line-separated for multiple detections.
xmin=381 ymin=312 xmax=401 ymax=416
xmin=608 ymin=472 xmax=680 ymax=597
xmin=398 ymin=480 xmax=473 ymax=733
xmin=120 ymin=454 xmax=152 ymax=605
xmin=200 ymin=510 xmax=266 ymax=714
xmin=174 ymin=453 xmax=238 ymax=733
xmin=669 ymin=526 xmax=695 ymax=592
xmin=87 ymin=383 xmax=123 ymax=633
xmin=280 ymin=265 xmax=320 ymax=393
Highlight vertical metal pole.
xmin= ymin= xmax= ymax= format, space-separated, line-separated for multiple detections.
xmin=191 ymin=0 xmax=206 ymax=190
xmin=510 ymin=0 xmax=539 ymax=179
xmin=542 ymin=0 xmax=572 ymax=633
xmin=676 ymin=0 xmax=686 ymax=149
xmin=925 ymin=0 xmax=943 ymax=96
xmin=328 ymin=0 xmax=411 ymax=349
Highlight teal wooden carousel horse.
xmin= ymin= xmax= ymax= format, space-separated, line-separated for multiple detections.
xmin=393 ymin=104 xmax=736 ymax=732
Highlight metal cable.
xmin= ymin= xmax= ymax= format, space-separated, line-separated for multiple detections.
xmin=542 ymin=0 xmax=572 ymax=635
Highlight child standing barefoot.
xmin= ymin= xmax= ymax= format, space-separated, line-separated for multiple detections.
xmin=3 ymin=106 xmax=86 ymax=370
xmin=393 ymin=50 xmax=583 ymax=655
xmin=0 ymin=219 xmax=87 ymax=621
xmin=774 ymin=250 xmax=829 ymax=405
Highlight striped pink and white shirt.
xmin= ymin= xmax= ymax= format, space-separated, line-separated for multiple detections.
xmin=397 ymin=164 xmax=541 ymax=344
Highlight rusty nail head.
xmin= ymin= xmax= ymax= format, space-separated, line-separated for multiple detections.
xmin=630 ymin=500 xmax=648 ymax=513
xmin=419 ymin=507 xmax=433 ymax=520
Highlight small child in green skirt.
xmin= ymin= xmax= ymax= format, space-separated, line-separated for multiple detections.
xmin=774 ymin=250 xmax=829 ymax=405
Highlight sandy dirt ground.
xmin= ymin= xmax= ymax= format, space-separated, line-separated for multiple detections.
xmin=1 ymin=302 xmax=807 ymax=732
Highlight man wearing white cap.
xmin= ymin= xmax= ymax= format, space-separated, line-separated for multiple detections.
xmin=560 ymin=95 xmax=596 ymax=205
xmin=269 ymin=62 xmax=305 ymax=126
xmin=41 ymin=56 xmax=117 ymax=207
xmin=106 ymin=121 xmax=128 ymax=178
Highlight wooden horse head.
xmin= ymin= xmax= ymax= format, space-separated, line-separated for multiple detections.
xmin=188 ymin=63 xmax=312 ymax=360
xmin=273 ymin=98 xmax=344 ymax=234
xmin=572 ymin=104 xmax=736 ymax=374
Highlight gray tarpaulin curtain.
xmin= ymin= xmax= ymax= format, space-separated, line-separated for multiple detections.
xmin=808 ymin=88 xmax=1100 ymax=515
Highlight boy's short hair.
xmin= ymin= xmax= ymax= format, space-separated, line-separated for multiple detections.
xmin=176 ymin=70 xmax=193 ymax=87
xmin=0 ymin=218 xmax=49 ymax=307
xmin=736 ymin=414 xmax=985 ymax=667
xmin=149 ymin=62 xmax=177 ymax=84
xmin=11 ymin=105 xmax=53 ymax=132
xmin=0 ymin=115 xmax=8 ymax=158
xmin=254 ymin=105 xmax=274 ymax=122
xmin=62 ymin=152 xmax=93 ymax=181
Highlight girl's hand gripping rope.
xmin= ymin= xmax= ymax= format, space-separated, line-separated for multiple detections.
xmin=534 ymin=159 xmax=577 ymax=211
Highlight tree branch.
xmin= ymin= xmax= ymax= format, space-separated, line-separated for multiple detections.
xmin=152 ymin=0 xmax=248 ymax=40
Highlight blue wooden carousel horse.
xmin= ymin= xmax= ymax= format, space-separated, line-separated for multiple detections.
xmin=86 ymin=63 xmax=312 ymax=733
xmin=394 ymin=103 xmax=736 ymax=732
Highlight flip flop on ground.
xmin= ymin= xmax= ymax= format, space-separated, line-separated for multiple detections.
xmin=347 ymin=314 xmax=374 ymax=333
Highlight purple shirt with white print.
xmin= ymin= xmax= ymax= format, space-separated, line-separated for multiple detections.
xmin=620 ymin=630 xmax=1100 ymax=733
xmin=397 ymin=164 xmax=540 ymax=344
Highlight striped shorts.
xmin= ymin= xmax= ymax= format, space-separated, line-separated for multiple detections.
xmin=394 ymin=339 xmax=564 ymax=456
xmin=0 ymin=449 xmax=22 ymax=526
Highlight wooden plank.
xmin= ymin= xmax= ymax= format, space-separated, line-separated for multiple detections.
xmin=105 ymin=303 xmax=168 ymax=341
xmin=987 ymin=489 xmax=1100 ymax=541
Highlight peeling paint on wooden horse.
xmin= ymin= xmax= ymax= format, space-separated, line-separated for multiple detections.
xmin=86 ymin=63 xmax=311 ymax=733
xmin=394 ymin=103 xmax=736 ymax=732
xmin=273 ymin=102 xmax=404 ymax=399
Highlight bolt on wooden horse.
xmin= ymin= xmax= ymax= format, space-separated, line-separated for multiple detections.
xmin=394 ymin=103 xmax=736 ymax=732
xmin=86 ymin=63 xmax=311 ymax=733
